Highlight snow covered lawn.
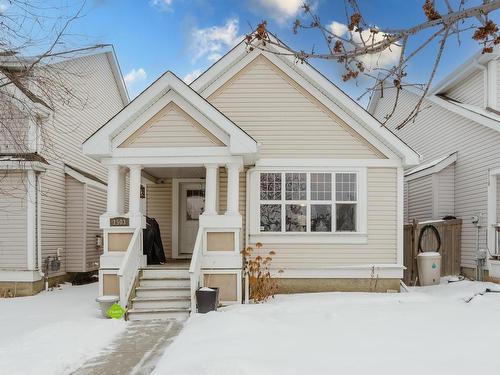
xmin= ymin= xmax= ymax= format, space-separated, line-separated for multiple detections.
xmin=153 ymin=279 xmax=500 ymax=375
xmin=0 ymin=282 xmax=126 ymax=375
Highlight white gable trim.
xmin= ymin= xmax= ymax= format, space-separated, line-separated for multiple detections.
xmin=64 ymin=165 xmax=107 ymax=190
xmin=83 ymin=71 xmax=257 ymax=158
xmin=111 ymin=90 xmax=230 ymax=148
xmin=192 ymin=39 xmax=420 ymax=166
xmin=405 ymin=152 xmax=457 ymax=182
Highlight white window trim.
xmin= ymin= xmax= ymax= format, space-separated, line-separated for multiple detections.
xmin=249 ymin=167 xmax=367 ymax=244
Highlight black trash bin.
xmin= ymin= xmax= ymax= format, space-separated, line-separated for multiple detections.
xmin=195 ymin=287 xmax=219 ymax=313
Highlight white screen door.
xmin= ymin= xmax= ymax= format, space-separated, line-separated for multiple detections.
xmin=178 ymin=182 xmax=205 ymax=255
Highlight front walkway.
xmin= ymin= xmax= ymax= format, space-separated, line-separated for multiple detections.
xmin=72 ymin=320 xmax=183 ymax=375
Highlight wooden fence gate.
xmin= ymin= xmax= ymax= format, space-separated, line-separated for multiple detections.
xmin=403 ymin=219 xmax=462 ymax=285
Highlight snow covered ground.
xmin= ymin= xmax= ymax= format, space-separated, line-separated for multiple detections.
xmin=153 ymin=279 xmax=500 ymax=375
xmin=0 ymin=282 xmax=126 ymax=375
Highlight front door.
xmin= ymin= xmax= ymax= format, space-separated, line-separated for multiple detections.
xmin=178 ymin=182 xmax=205 ymax=256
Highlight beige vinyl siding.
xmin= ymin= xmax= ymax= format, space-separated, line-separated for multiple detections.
xmin=407 ymin=175 xmax=434 ymax=222
xmin=146 ymin=181 xmax=172 ymax=259
xmin=0 ymin=172 xmax=27 ymax=269
xmin=84 ymin=185 xmax=106 ymax=271
xmin=436 ymin=164 xmax=455 ymax=218
xmin=218 ymin=167 xmax=247 ymax=251
xmin=0 ymin=102 xmax=29 ymax=153
xmin=497 ymin=61 xmax=500 ymax=110
xmin=121 ymin=103 xmax=224 ymax=148
xmin=250 ymin=168 xmax=397 ymax=269
xmin=445 ymin=70 xmax=484 ymax=107
xmin=65 ymin=175 xmax=85 ymax=272
xmin=371 ymin=87 xmax=500 ymax=268
xmin=39 ymin=53 xmax=125 ymax=276
xmin=209 ymin=55 xmax=383 ymax=159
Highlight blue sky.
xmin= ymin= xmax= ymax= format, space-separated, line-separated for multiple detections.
xmin=71 ymin=0 xmax=499 ymax=104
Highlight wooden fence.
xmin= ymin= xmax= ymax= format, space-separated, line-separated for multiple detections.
xmin=403 ymin=219 xmax=462 ymax=285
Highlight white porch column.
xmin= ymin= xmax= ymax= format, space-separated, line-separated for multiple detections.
xmin=106 ymin=165 xmax=120 ymax=216
xmin=128 ymin=165 xmax=142 ymax=217
xmin=225 ymin=162 xmax=241 ymax=216
xmin=204 ymin=163 xmax=218 ymax=215
xmin=117 ymin=167 xmax=127 ymax=214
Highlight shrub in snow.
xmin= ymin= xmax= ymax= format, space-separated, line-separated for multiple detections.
xmin=241 ymin=242 xmax=283 ymax=303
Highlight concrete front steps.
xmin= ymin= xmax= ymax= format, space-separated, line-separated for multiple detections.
xmin=127 ymin=265 xmax=191 ymax=322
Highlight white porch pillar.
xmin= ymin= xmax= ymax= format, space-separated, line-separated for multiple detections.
xmin=204 ymin=163 xmax=218 ymax=215
xmin=225 ymin=162 xmax=241 ymax=216
xmin=128 ymin=165 xmax=142 ymax=217
xmin=117 ymin=167 xmax=127 ymax=214
xmin=106 ymin=165 xmax=120 ymax=216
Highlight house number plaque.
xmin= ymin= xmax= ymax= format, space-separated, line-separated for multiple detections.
xmin=110 ymin=217 xmax=129 ymax=227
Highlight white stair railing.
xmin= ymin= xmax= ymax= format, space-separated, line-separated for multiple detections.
xmin=117 ymin=227 xmax=142 ymax=308
xmin=189 ymin=226 xmax=204 ymax=314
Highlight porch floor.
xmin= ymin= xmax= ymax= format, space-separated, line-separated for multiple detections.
xmin=144 ymin=259 xmax=190 ymax=270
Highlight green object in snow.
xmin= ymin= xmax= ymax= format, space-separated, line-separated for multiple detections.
xmin=107 ymin=303 xmax=126 ymax=319
xmin=432 ymin=263 xmax=437 ymax=269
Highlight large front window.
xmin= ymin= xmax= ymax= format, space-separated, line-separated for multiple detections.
xmin=259 ymin=171 xmax=358 ymax=233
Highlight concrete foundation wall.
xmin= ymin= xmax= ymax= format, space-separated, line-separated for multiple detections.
xmin=275 ymin=278 xmax=401 ymax=294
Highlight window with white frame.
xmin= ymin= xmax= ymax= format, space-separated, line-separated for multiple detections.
xmin=259 ymin=171 xmax=359 ymax=233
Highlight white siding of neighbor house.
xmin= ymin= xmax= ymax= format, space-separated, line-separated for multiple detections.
xmin=208 ymin=55 xmax=384 ymax=159
xmin=371 ymin=86 xmax=500 ymax=268
xmin=65 ymin=175 xmax=85 ymax=272
xmin=0 ymin=172 xmax=27 ymax=269
xmin=0 ymin=102 xmax=28 ymax=153
xmin=121 ymin=103 xmax=223 ymax=148
xmin=435 ymin=164 xmax=455 ymax=218
xmin=250 ymin=168 xmax=398 ymax=269
xmin=84 ymin=184 xmax=106 ymax=271
xmin=40 ymin=53 xmax=125 ymax=277
xmin=445 ymin=70 xmax=484 ymax=107
xmin=407 ymin=175 xmax=434 ymax=222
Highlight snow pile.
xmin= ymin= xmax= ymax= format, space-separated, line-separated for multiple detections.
xmin=0 ymin=283 xmax=126 ymax=375
xmin=153 ymin=280 xmax=500 ymax=375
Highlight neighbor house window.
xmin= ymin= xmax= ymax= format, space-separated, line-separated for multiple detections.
xmin=259 ymin=171 xmax=359 ymax=233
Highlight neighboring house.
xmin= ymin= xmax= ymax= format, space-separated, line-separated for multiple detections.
xmin=0 ymin=47 xmax=128 ymax=296
xmin=368 ymin=47 xmax=500 ymax=280
xmin=83 ymin=36 xmax=419 ymax=320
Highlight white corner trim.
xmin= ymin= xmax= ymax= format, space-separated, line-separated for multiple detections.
xmin=26 ymin=170 xmax=37 ymax=271
xmin=64 ymin=165 xmax=107 ymax=191
xmin=396 ymin=167 xmax=404 ymax=267
xmin=405 ymin=152 xmax=457 ymax=181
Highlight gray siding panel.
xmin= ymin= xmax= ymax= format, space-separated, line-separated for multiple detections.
xmin=84 ymin=185 xmax=106 ymax=271
xmin=0 ymin=172 xmax=27 ymax=269
xmin=372 ymin=87 xmax=500 ymax=268
xmin=65 ymin=175 xmax=84 ymax=272
xmin=407 ymin=175 xmax=433 ymax=222
xmin=446 ymin=70 xmax=484 ymax=107
xmin=39 ymin=53 xmax=125 ymax=275
xmin=436 ymin=164 xmax=455 ymax=218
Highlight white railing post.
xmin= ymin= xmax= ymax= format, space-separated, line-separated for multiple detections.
xmin=189 ymin=227 xmax=205 ymax=314
xmin=117 ymin=227 xmax=143 ymax=308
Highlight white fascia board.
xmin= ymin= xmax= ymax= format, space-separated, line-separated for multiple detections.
xmin=64 ymin=165 xmax=107 ymax=191
xmin=111 ymin=146 xmax=232 ymax=158
xmin=0 ymin=270 xmax=42 ymax=282
xmin=428 ymin=95 xmax=500 ymax=132
xmin=194 ymin=40 xmax=419 ymax=166
xmin=405 ymin=152 xmax=457 ymax=181
xmin=0 ymin=161 xmax=48 ymax=172
xmin=101 ymin=155 xmax=244 ymax=167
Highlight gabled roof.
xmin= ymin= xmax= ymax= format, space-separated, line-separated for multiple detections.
xmin=191 ymin=34 xmax=420 ymax=167
xmin=83 ymin=70 xmax=257 ymax=157
xmin=65 ymin=164 xmax=107 ymax=190
xmin=405 ymin=152 xmax=457 ymax=181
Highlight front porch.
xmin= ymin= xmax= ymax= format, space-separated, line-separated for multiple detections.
xmin=98 ymin=160 xmax=245 ymax=318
